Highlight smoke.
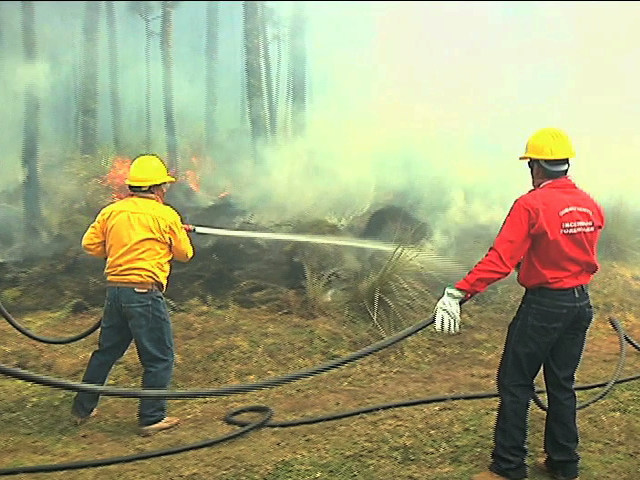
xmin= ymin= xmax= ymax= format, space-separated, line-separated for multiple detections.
xmin=1 ymin=1 xmax=639 ymax=258
xmin=232 ymin=1 xmax=530 ymax=231
xmin=240 ymin=1 xmax=640 ymax=240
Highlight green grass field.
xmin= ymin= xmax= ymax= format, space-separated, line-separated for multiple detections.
xmin=0 ymin=261 xmax=639 ymax=479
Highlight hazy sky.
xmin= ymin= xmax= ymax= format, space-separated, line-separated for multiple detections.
xmin=1 ymin=1 xmax=639 ymax=233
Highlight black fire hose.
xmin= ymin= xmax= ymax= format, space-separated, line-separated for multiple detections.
xmin=0 ymin=298 xmax=441 ymax=398
xmin=0 ymin=323 xmax=639 ymax=476
xmin=532 ymin=316 xmax=627 ymax=412
xmin=1 ymin=296 xmax=640 ymax=475
xmin=0 ymin=300 xmax=101 ymax=345
xmin=0 ymin=296 xmax=626 ymax=410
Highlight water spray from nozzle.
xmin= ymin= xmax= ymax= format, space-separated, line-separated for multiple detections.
xmin=184 ymin=224 xmax=398 ymax=251
xmin=182 ymin=224 xmax=467 ymax=275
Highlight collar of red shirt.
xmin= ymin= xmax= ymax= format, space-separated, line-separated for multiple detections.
xmin=536 ymin=176 xmax=574 ymax=190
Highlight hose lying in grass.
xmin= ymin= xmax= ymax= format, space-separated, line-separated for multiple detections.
xmin=0 ymin=300 xmax=639 ymax=475
xmin=533 ymin=316 xmax=627 ymax=411
xmin=0 ymin=300 xmax=101 ymax=345
xmin=0 ymin=299 xmax=449 ymax=398
xmin=0 ymin=297 xmax=623 ymax=409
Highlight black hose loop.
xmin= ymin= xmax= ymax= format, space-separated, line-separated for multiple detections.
xmin=0 ymin=310 xmax=437 ymax=398
xmin=0 ymin=299 xmax=101 ymax=345
xmin=224 ymin=404 xmax=274 ymax=426
xmin=532 ymin=316 xmax=627 ymax=411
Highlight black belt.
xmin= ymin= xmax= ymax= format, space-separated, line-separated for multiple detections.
xmin=526 ymin=285 xmax=588 ymax=298
xmin=106 ymin=282 xmax=161 ymax=291
xmin=528 ymin=285 xmax=587 ymax=292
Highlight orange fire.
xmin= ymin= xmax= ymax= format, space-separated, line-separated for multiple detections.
xmin=100 ymin=155 xmax=210 ymax=202
xmin=100 ymin=156 xmax=132 ymax=201
xmin=183 ymin=157 xmax=201 ymax=193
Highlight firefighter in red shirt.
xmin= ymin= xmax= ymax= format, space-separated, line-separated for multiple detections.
xmin=433 ymin=128 xmax=604 ymax=480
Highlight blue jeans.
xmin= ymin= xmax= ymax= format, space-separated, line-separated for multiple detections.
xmin=72 ymin=286 xmax=175 ymax=427
xmin=490 ymin=285 xmax=593 ymax=480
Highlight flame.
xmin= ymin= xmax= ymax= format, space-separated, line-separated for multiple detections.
xmin=100 ymin=156 xmax=132 ymax=201
xmin=99 ymin=156 xmax=205 ymax=201
xmin=184 ymin=170 xmax=200 ymax=193
xmin=181 ymin=156 xmax=201 ymax=193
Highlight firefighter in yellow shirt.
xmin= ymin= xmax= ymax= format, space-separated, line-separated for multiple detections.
xmin=71 ymin=154 xmax=194 ymax=437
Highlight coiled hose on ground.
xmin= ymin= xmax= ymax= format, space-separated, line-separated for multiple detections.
xmin=0 ymin=299 xmax=639 ymax=475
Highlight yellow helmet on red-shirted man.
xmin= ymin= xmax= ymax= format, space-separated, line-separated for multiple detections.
xmin=125 ymin=154 xmax=176 ymax=187
xmin=519 ymin=127 xmax=575 ymax=161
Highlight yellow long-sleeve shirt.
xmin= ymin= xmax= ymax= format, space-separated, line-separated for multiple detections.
xmin=81 ymin=196 xmax=194 ymax=291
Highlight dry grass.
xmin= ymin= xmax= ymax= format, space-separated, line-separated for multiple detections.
xmin=0 ymin=261 xmax=639 ymax=479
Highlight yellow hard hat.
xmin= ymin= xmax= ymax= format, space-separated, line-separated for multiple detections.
xmin=125 ymin=154 xmax=176 ymax=187
xmin=519 ymin=127 xmax=575 ymax=161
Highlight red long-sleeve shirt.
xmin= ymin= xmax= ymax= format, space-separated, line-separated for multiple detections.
xmin=455 ymin=177 xmax=605 ymax=297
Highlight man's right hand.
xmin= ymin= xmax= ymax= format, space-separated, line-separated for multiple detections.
xmin=183 ymin=224 xmax=195 ymax=233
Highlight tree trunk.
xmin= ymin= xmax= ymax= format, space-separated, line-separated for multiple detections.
xmin=240 ymin=49 xmax=248 ymax=126
xmin=20 ymin=1 xmax=44 ymax=244
xmin=79 ymin=1 xmax=100 ymax=157
xmin=0 ymin=2 xmax=4 ymax=64
xmin=160 ymin=1 xmax=178 ymax=172
xmin=259 ymin=3 xmax=276 ymax=140
xmin=243 ymin=1 xmax=269 ymax=163
xmin=204 ymin=1 xmax=220 ymax=158
xmin=144 ymin=16 xmax=152 ymax=151
xmin=127 ymin=1 xmax=154 ymax=151
xmin=273 ymin=15 xmax=283 ymax=138
xmin=71 ymin=33 xmax=81 ymax=148
xmin=288 ymin=2 xmax=306 ymax=137
xmin=105 ymin=1 xmax=122 ymax=154
xmin=0 ymin=3 xmax=6 ymax=95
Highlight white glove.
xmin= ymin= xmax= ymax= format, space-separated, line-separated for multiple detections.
xmin=433 ymin=286 xmax=467 ymax=334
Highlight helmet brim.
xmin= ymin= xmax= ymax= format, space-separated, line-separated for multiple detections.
xmin=521 ymin=158 xmax=570 ymax=171
xmin=538 ymin=160 xmax=569 ymax=171
xmin=125 ymin=175 xmax=176 ymax=187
